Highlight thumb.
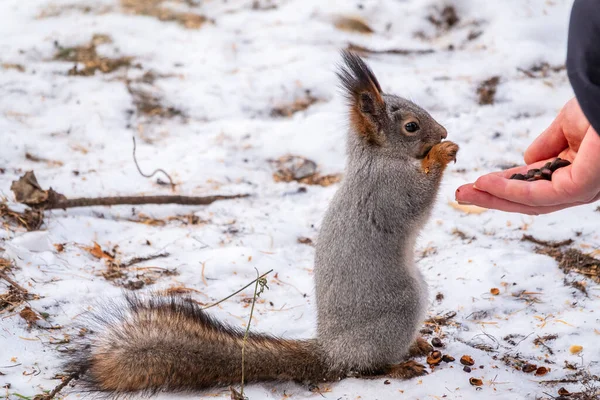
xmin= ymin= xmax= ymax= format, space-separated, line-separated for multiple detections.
xmin=524 ymin=114 xmax=568 ymax=165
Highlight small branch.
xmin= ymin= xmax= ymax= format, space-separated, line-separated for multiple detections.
xmin=521 ymin=234 xmax=573 ymax=248
xmin=0 ymin=271 xmax=29 ymax=293
xmin=33 ymin=373 xmax=78 ymax=400
xmin=120 ymin=252 xmax=170 ymax=268
xmin=40 ymin=194 xmax=249 ymax=210
xmin=132 ymin=137 xmax=176 ymax=191
xmin=202 ymin=269 xmax=273 ymax=311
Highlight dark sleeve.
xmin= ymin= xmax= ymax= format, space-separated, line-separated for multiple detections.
xmin=567 ymin=0 xmax=600 ymax=135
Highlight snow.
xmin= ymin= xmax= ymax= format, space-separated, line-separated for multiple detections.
xmin=1 ymin=0 xmax=599 ymax=399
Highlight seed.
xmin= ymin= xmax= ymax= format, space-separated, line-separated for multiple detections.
xmin=442 ymin=355 xmax=455 ymax=363
xmin=535 ymin=366 xmax=549 ymax=376
xmin=384 ymin=380 xmax=391 ymax=385
xmin=550 ymin=158 xmax=571 ymax=172
xmin=522 ymin=364 xmax=537 ymax=373
xmin=510 ymin=173 xmax=525 ymax=180
xmin=526 ymin=169 xmax=538 ymax=178
xmin=558 ymin=387 xmax=570 ymax=396
xmin=490 ymin=288 xmax=500 ymax=295
xmin=427 ymin=351 xmax=443 ymax=366
xmin=469 ymin=377 xmax=483 ymax=386
xmin=460 ymin=355 xmax=475 ymax=366
xmin=569 ymin=345 xmax=583 ymax=354
xmin=431 ymin=337 xmax=444 ymax=348
xmin=540 ymin=168 xmax=553 ymax=180
xmin=463 ymin=366 xmax=472 ymax=373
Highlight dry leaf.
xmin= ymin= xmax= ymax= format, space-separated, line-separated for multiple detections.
xmin=19 ymin=306 xmax=39 ymax=324
xmin=334 ymin=16 xmax=374 ymax=33
xmin=448 ymin=201 xmax=487 ymax=214
xmin=84 ymin=242 xmax=114 ymax=261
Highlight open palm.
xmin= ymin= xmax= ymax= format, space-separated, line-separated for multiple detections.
xmin=455 ymin=98 xmax=600 ymax=215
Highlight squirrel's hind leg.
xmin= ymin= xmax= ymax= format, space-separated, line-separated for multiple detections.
xmin=383 ymin=360 xmax=428 ymax=379
xmin=408 ymin=337 xmax=433 ymax=357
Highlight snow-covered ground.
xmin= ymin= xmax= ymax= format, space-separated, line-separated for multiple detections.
xmin=1 ymin=0 xmax=599 ymax=399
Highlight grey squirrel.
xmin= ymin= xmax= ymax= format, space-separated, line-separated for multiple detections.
xmin=63 ymin=51 xmax=458 ymax=394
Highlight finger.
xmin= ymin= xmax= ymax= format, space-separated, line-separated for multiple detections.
xmin=569 ymin=126 xmax=600 ymax=196
xmin=524 ymin=116 xmax=568 ymax=164
xmin=473 ymin=173 xmax=569 ymax=206
xmin=455 ymin=185 xmax=573 ymax=215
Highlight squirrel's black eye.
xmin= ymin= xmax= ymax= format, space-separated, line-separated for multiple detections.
xmin=405 ymin=122 xmax=419 ymax=133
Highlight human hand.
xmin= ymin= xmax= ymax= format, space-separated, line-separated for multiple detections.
xmin=455 ymin=98 xmax=600 ymax=214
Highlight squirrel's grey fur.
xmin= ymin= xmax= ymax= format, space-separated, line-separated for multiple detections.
xmin=62 ymin=51 xmax=458 ymax=395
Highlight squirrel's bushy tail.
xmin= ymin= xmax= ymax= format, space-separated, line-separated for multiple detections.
xmin=64 ymin=295 xmax=333 ymax=394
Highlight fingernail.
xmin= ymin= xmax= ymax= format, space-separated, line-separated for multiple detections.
xmin=457 ymin=201 xmax=472 ymax=205
xmin=472 ymin=183 xmax=480 ymax=190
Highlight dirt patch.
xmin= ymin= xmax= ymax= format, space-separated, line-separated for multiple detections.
xmin=533 ymin=245 xmax=599 ymax=295
xmin=271 ymin=90 xmax=322 ymax=117
xmin=1 ymin=63 xmax=25 ymax=72
xmin=126 ymin=83 xmax=185 ymax=119
xmin=54 ymin=34 xmax=135 ymax=76
xmin=427 ymin=5 xmax=460 ymax=31
xmin=82 ymin=242 xmax=178 ymax=290
xmin=476 ymin=76 xmax=500 ymax=105
xmin=128 ymin=212 xmax=208 ymax=226
xmin=517 ymin=62 xmax=566 ymax=79
xmin=0 ymin=203 xmax=44 ymax=231
xmin=37 ymin=3 xmax=112 ymax=19
xmin=270 ymin=155 xmax=342 ymax=187
xmin=121 ymin=0 xmax=208 ymax=29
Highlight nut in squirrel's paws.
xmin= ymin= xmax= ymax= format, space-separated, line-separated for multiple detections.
xmin=421 ymin=141 xmax=459 ymax=174
xmin=385 ymin=360 xmax=428 ymax=379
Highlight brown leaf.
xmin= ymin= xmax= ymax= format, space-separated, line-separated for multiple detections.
xmin=84 ymin=242 xmax=114 ymax=261
xmin=10 ymin=171 xmax=67 ymax=207
xmin=19 ymin=306 xmax=39 ymax=324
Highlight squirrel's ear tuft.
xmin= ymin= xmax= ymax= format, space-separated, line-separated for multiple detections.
xmin=337 ymin=50 xmax=385 ymax=144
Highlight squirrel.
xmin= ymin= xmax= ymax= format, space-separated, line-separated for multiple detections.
xmin=63 ymin=51 xmax=458 ymax=395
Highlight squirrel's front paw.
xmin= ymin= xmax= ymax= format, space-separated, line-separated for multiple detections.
xmin=421 ymin=141 xmax=459 ymax=174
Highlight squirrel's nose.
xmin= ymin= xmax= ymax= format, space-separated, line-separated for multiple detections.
xmin=440 ymin=127 xmax=448 ymax=140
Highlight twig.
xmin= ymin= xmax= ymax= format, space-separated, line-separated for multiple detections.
xmin=522 ymin=234 xmax=573 ymax=248
xmin=33 ymin=373 xmax=77 ymax=400
xmin=347 ymin=42 xmax=435 ymax=56
xmin=240 ymin=268 xmax=269 ymax=398
xmin=39 ymin=194 xmax=249 ymax=210
xmin=11 ymin=172 xmax=249 ymax=217
xmin=202 ymin=269 xmax=273 ymax=311
xmin=132 ymin=137 xmax=176 ymax=191
xmin=120 ymin=252 xmax=170 ymax=268
xmin=0 ymin=271 xmax=28 ymax=293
